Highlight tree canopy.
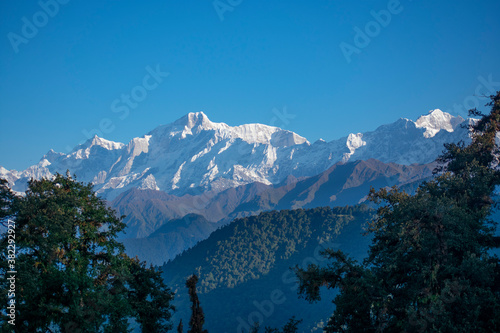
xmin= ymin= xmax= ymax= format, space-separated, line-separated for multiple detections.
xmin=295 ymin=92 xmax=500 ymax=332
xmin=0 ymin=174 xmax=174 ymax=332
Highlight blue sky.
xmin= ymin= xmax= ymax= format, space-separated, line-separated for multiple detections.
xmin=1 ymin=0 xmax=499 ymax=170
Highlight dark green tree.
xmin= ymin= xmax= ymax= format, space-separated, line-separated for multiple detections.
xmin=295 ymin=92 xmax=500 ymax=332
xmin=0 ymin=179 xmax=13 ymax=222
xmin=128 ymin=258 xmax=175 ymax=332
xmin=0 ymin=174 xmax=174 ymax=332
xmin=186 ymin=274 xmax=208 ymax=333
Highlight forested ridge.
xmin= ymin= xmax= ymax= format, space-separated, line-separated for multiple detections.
xmin=163 ymin=205 xmax=372 ymax=293
xmin=162 ymin=205 xmax=374 ymax=331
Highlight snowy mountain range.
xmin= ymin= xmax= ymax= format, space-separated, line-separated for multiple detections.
xmin=1 ymin=109 xmax=470 ymax=199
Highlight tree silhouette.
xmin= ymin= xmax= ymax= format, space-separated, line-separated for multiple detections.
xmin=186 ymin=274 xmax=208 ymax=333
xmin=177 ymin=319 xmax=184 ymax=333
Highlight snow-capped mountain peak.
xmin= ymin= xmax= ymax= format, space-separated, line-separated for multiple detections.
xmin=68 ymin=135 xmax=125 ymax=160
xmin=153 ymin=111 xmax=221 ymax=139
xmin=152 ymin=112 xmax=308 ymax=147
xmin=173 ymin=111 xmax=217 ymax=131
xmin=415 ymin=109 xmax=465 ymax=138
xmin=1 ymin=109 xmax=474 ymax=199
xmin=71 ymin=135 xmax=125 ymax=153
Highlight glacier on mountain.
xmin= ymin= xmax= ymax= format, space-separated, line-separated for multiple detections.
xmin=1 ymin=110 xmax=471 ymax=199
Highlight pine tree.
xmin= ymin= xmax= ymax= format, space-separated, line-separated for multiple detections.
xmin=280 ymin=317 xmax=302 ymax=333
xmin=0 ymin=174 xmax=175 ymax=332
xmin=295 ymin=92 xmax=500 ymax=332
xmin=0 ymin=179 xmax=13 ymax=221
xmin=186 ymin=274 xmax=208 ymax=333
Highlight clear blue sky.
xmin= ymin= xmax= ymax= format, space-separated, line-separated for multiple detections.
xmin=1 ymin=0 xmax=499 ymax=170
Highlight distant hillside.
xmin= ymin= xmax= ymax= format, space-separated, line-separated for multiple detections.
xmin=112 ymin=159 xmax=433 ymax=265
xmin=161 ymin=205 xmax=374 ymax=332
xmin=121 ymin=214 xmax=218 ymax=265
